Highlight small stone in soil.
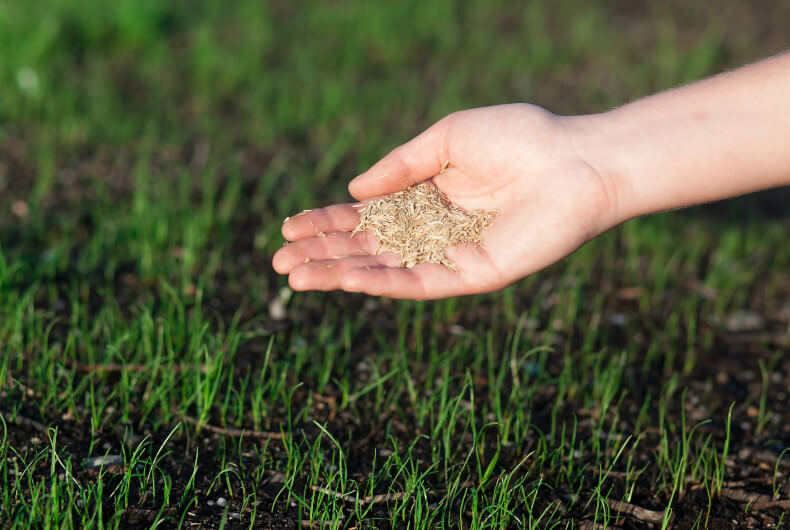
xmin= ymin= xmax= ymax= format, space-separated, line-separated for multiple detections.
xmin=724 ymin=309 xmax=764 ymax=332
xmin=84 ymin=455 xmax=124 ymax=468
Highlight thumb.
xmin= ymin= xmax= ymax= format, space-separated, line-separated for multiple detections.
xmin=348 ymin=119 xmax=448 ymax=200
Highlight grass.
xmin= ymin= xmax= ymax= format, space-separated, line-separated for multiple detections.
xmin=1 ymin=0 xmax=789 ymax=528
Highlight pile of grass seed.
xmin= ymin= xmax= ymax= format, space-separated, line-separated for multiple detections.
xmin=353 ymin=182 xmax=497 ymax=270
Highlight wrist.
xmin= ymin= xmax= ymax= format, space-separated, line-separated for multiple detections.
xmin=559 ymin=112 xmax=637 ymax=232
xmin=574 ymin=53 xmax=790 ymax=224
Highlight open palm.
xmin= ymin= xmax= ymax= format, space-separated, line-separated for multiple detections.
xmin=273 ymin=104 xmax=618 ymax=299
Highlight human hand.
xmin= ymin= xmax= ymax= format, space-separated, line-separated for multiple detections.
xmin=272 ymin=104 xmax=621 ymax=299
xmin=274 ymin=53 xmax=790 ymax=300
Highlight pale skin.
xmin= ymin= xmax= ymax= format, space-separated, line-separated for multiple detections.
xmin=273 ymin=52 xmax=790 ymax=300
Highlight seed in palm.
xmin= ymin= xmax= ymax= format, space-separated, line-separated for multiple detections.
xmin=352 ymin=182 xmax=497 ymax=271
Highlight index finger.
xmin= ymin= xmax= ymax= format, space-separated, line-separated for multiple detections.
xmin=282 ymin=203 xmax=363 ymax=241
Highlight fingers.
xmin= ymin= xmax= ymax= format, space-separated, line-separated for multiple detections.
xmin=272 ymin=231 xmax=378 ymax=274
xmin=282 ymin=203 xmax=363 ymax=241
xmin=341 ymin=263 xmax=465 ymax=299
xmin=287 ymin=255 xmax=400 ymax=292
xmin=348 ymin=119 xmax=449 ymax=200
xmin=287 ymin=255 xmax=467 ymax=300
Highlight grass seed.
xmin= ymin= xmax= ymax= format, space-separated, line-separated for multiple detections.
xmin=352 ymin=182 xmax=497 ymax=271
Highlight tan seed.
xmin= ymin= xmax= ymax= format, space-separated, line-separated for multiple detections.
xmin=352 ymin=182 xmax=496 ymax=271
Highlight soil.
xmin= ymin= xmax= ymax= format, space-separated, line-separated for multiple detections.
xmin=2 ymin=248 xmax=789 ymax=528
xmin=2 ymin=2 xmax=790 ymax=524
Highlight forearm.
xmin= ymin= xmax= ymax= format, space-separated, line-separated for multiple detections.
xmin=577 ymin=51 xmax=790 ymax=223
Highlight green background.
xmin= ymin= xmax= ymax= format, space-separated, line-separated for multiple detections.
xmin=0 ymin=1 xmax=788 ymax=527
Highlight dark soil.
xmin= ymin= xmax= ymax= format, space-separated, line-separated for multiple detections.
xmin=3 ymin=255 xmax=790 ymax=528
xmin=2 ymin=2 xmax=790 ymax=527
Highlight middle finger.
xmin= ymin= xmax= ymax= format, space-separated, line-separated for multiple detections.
xmin=272 ymin=230 xmax=378 ymax=274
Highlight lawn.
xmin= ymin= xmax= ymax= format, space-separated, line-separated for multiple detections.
xmin=1 ymin=1 xmax=789 ymax=528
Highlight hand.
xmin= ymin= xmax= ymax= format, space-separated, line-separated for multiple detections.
xmin=272 ymin=104 xmax=621 ymax=299
xmin=274 ymin=55 xmax=790 ymax=300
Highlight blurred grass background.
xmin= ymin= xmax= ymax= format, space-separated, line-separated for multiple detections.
xmin=0 ymin=1 xmax=789 ymax=527
xmin=1 ymin=0 xmax=788 ymax=304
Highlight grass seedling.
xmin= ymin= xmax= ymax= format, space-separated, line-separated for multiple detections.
xmin=774 ymin=448 xmax=790 ymax=501
xmin=0 ymin=2 xmax=786 ymax=527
